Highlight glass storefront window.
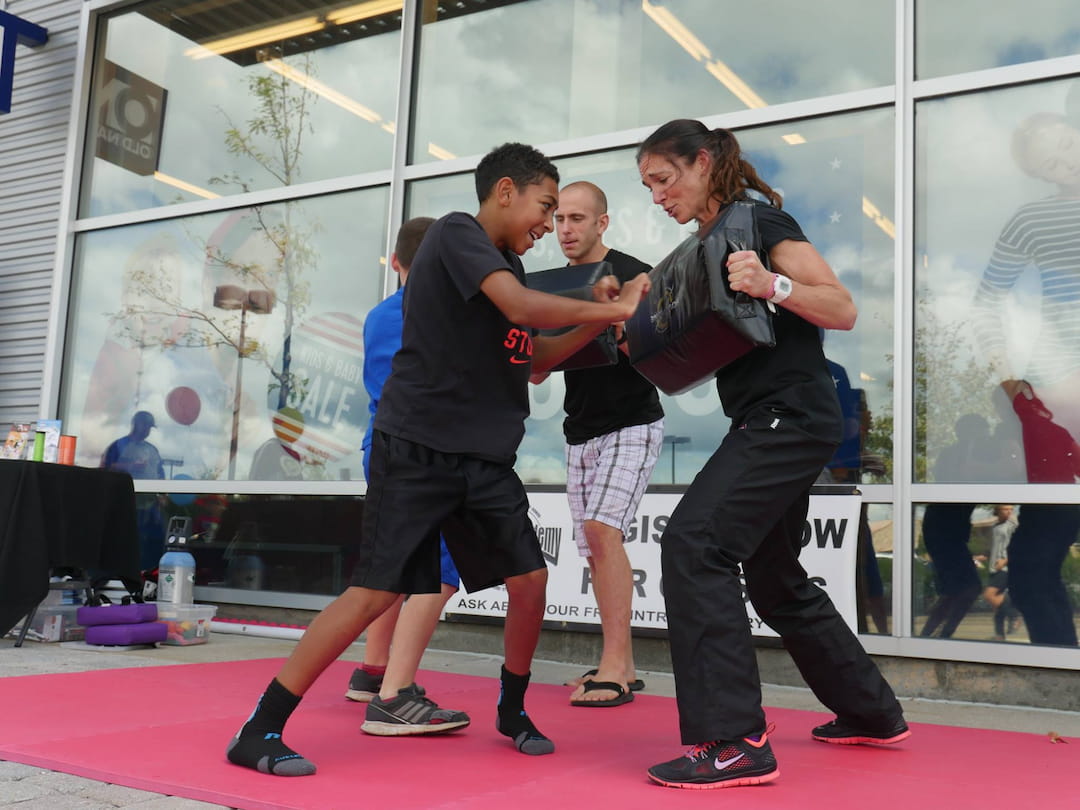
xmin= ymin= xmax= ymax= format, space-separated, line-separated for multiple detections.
xmin=405 ymin=172 xmax=475 ymax=226
xmin=132 ymin=491 xmax=363 ymax=595
xmin=916 ymin=1 xmax=1080 ymax=80
xmin=407 ymin=107 xmax=894 ymax=484
xmin=914 ymin=78 xmax=1080 ymax=483
xmin=80 ymin=0 xmax=403 ymax=217
xmin=60 ymin=188 xmax=390 ymax=482
xmin=914 ymin=502 xmax=1080 ymax=646
xmin=737 ymin=111 xmax=897 ymax=486
xmin=411 ymin=0 xmax=892 ymax=164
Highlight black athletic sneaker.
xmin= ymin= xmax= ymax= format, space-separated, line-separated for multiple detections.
xmin=361 ymin=684 xmax=471 ymax=737
xmin=344 ymin=668 xmax=384 ymax=702
xmin=647 ymin=732 xmax=779 ymax=789
xmin=812 ymin=717 xmax=911 ymax=745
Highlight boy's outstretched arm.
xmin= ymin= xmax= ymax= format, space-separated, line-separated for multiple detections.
xmin=531 ymin=324 xmax=609 ymax=374
xmin=530 ymin=273 xmax=633 ymax=374
xmin=480 ymin=270 xmax=649 ymax=331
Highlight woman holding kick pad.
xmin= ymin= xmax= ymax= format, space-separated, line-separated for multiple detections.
xmin=636 ymin=119 xmax=909 ymax=790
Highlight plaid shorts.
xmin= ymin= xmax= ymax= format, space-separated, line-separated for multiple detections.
xmin=565 ymin=419 xmax=664 ymax=556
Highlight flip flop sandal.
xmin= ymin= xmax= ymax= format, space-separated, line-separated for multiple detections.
xmin=570 ymin=680 xmax=634 ymax=707
xmin=576 ymin=668 xmax=646 ymax=692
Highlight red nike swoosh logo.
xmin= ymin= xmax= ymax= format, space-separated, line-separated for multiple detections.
xmin=509 ymin=357 xmax=530 ymax=364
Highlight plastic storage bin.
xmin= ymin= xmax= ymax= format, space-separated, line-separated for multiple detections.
xmin=156 ymin=604 xmax=217 ymax=646
xmin=6 ymin=605 xmax=84 ymax=643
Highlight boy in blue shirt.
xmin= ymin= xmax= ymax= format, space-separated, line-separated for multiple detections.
xmin=343 ymin=216 xmax=467 ymax=736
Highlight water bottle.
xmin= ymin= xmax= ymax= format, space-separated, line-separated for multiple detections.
xmin=158 ymin=516 xmax=196 ymax=605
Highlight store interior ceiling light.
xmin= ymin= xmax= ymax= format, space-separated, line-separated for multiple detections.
xmin=154 ymin=170 xmax=220 ymax=199
xmin=186 ymin=16 xmax=326 ymax=59
xmin=641 ymin=0 xmax=765 ymax=109
xmin=155 ymin=0 xmax=405 ymax=66
xmin=183 ymin=2 xmax=404 ymax=59
xmin=428 ymin=142 xmax=457 ymax=160
xmin=154 ymin=0 xmax=528 ymax=66
xmin=326 ymin=0 xmax=404 ymax=26
xmin=262 ymin=58 xmax=384 ymax=123
xmin=640 ymin=0 xmax=896 ymax=239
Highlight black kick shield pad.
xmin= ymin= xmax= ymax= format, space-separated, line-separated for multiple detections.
xmin=526 ymin=260 xmax=619 ymax=371
xmin=623 ymin=202 xmax=776 ymax=395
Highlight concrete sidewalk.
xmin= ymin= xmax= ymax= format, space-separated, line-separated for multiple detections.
xmin=3 ymin=629 xmax=1079 ymax=809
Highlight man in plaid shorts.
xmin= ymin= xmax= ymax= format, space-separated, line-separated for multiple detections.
xmin=552 ymin=181 xmax=664 ymax=707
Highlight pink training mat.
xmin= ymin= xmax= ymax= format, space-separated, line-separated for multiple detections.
xmin=0 ymin=661 xmax=1073 ymax=810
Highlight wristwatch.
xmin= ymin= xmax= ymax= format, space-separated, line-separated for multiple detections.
xmin=767 ymin=273 xmax=792 ymax=304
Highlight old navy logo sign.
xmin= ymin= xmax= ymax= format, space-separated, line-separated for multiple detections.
xmin=0 ymin=10 xmax=48 ymax=115
xmin=95 ymin=60 xmax=167 ymax=176
xmin=529 ymin=506 xmax=561 ymax=566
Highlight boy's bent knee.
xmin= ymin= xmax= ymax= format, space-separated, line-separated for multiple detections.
xmin=505 ymin=567 xmax=548 ymax=595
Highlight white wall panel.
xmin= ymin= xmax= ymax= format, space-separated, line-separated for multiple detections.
xmin=0 ymin=1 xmax=80 ymax=424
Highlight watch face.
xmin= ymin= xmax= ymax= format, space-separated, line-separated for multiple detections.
xmin=777 ymin=276 xmax=792 ymax=294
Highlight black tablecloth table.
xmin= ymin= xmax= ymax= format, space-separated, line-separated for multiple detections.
xmin=0 ymin=460 xmax=140 ymax=638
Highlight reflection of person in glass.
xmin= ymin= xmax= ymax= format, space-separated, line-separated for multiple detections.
xmin=971 ymin=112 xmax=1080 ymax=645
xmin=972 ymin=112 xmax=1080 ymax=442
xmin=919 ymin=502 xmax=976 ymax=641
xmin=101 ymin=410 xmax=165 ymax=571
xmin=1000 ymin=379 xmax=1080 ymax=646
xmin=101 ymin=410 xmax=165 ymax=479
xmin=980 ymin=504 xmax=1022 ymax=641
xmin=636 ymin=120 xmax=907 ymax=791
xmin=82 ymin=233 xmax=190 ymax=465
xmin=918 ymin=414 xmax=993 ymax=639
xmin=819 ymin=356 xmax=887 ymax=634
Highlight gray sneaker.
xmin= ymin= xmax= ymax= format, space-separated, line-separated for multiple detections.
xmin=361 ymin=684 xmax=470 ymax=736
xmin=344 ymin=667 xmax=384 ymax=702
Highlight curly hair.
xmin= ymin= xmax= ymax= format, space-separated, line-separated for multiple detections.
xmin=475 ymin=143 xmax=560 ymax=203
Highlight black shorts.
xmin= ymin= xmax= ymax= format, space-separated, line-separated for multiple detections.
xmin=350 ymin=430 xmax=545 ymax=594
xmin=987 ymin=569 xmax=1009 ymax=592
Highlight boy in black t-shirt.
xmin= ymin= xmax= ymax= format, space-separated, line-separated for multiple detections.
xmin=226 ymin=143 xmax=650 ymax=776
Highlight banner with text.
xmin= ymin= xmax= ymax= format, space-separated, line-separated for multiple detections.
xmin=446 ymin=490 xmax=861 ymax=637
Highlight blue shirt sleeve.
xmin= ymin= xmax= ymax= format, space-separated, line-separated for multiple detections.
xmin=361 ymin=288 xmax=404 ymax=455
xmin=101 ymin=437 xmax=124 ymax=469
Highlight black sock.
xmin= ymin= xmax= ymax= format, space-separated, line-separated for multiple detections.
xmin=496 ymin=665 xmax=554 ymax=755
xmin=226 ymin=678 xmax=316 ymax=776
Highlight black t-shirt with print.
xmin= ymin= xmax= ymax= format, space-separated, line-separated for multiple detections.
xmin=374 ymin=212 xmax=535 ymax=464
xmin=562 ymin=249 xmax=664 ymax=445
xmin=713 ymin=200 xmax=842 ymax=441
